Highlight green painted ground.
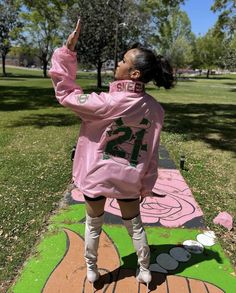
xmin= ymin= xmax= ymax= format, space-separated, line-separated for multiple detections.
xmin=9 ymin=204 xmax=236 ymax=293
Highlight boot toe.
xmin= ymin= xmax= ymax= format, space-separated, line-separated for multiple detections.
xmin=136 ymin=270 xmax=152 ymax=284
xmin=87 ymin=270 xmax=100 ymax=283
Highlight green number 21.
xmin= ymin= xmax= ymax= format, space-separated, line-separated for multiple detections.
xmin=103 ymin=117 xmax=149 ymax=167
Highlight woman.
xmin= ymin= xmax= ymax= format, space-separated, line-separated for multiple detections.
xmin=49 ymin=19 xmax=174 ymax=291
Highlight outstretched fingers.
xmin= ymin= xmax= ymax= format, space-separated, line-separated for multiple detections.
xmin=74 ymin=18 xmax=81 ymax=37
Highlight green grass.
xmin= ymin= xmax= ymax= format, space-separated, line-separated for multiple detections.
xmin=0 ymin=67 xmax=235 ymax=290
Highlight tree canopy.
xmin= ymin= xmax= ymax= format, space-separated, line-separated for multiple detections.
xmin=68 ymin=0 xmax=118 ymax=87
xmin=212 ymin=0 xmax=236 ymax=35
xmin=193 ymin=28 xmax=224 ymax=77
xmin=158 ymin=8 xmax=194 ymax=70
xmin=211 ymin=0 xmax=236 ymax=71
xmin=21 ymin=0 xmax=74 ymax=77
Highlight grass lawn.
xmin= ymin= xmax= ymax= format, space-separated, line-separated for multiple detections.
xmin=0 ymin=67 xmax=235 ymax=291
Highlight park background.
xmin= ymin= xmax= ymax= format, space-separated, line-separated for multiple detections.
xmin=0 ymin=0 xmax=235 ymax=291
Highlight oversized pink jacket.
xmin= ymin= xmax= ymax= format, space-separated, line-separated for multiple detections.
xmin=49 ymin=46 xmax=164 ymax=199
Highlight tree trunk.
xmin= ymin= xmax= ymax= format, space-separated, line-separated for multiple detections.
xmin=97 ymin=61 xmax=102 ymax=88
xmin=175 ymin=68 xmax=179 ymax=79
xmin=2 ymin=54 xmax=6 ymax=77
xmin=42 ymin=59 xmax=48 ymax=78
xmin=206 ymin=69 xmax=210 ymax=78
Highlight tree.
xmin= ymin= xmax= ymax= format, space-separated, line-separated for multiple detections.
xmin=139 ymin=0 xmax=186 ymax=45
xmin=137 ymin=0 xmax=194 ymax=72
xmin=220 ymin=32 xmax=236 ymax=70
xmin=166 ymin=36 xmax=194 ymax=73
xmin=21 ymin=0 xmax=74 ymax=77
xmin=212 ymin=0 xmax=236 ymax=36
xmin=67 ymin=0 xmax=148 ymax=88
xmin=65 ymin=0 xmax=117 ymax=88
xmin=193 ymin=29 xmax=224 ymax=78
xmin=0 ymin=0 xmax=23 ymax=76
xmin=158 ymin=9 xmax=194 ymax=71
xmin=212 ymin=0 xmax=236 ymax=18
xmin=211 ymin=0 xmax=236 ymax=71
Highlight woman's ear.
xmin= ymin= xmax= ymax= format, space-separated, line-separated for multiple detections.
xmin=130 ymin=69 xmax=141 ymax=80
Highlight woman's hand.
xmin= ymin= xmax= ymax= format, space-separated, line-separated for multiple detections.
xmin=66 ymin=18 xmax=81 ymax=51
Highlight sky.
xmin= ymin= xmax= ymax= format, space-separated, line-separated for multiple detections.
xmin=180 ymin=0 xmax=220 ymax=36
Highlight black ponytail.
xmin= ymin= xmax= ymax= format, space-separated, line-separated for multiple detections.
xmin=154 ymin=54 xmax=175 ymax=89
xmin=130 ymin=44 xmax=175 ymax=89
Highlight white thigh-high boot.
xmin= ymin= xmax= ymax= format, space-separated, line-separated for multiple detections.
xmin=84 ymin=213 xmax=104 ymax=284
xmin=123 ymin=215 xmax=152 ymax=286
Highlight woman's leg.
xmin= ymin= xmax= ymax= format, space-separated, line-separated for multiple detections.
xmin=117 ymin=198 xmax=152 ymax=287
xmin=84 ymin=195 xmax=106 ymax=285
xmin=116 ymin=198 xmax=140 ymax=220
xmin=84 ymin=195 xmax=106 ymax=218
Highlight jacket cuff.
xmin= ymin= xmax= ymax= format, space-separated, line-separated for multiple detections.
xmin=61 ymin=45 xmax=77 ymax=56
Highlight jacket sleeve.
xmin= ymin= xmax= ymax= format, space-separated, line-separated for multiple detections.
xmin=49 ymin=46 xmax=110 ymax=121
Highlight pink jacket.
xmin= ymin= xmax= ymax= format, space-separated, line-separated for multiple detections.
xmin=49 ymin=46 xmax=164 ymax=199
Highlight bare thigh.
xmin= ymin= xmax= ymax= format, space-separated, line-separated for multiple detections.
xmin=117 ymin=199 xmax=140 ymax=220
xmin=84 ymin=196 xmax=140 ymax=220
xmin=84 ymin=196 xmax=106 ymax=218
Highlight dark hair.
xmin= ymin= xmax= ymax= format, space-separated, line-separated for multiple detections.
xmin=130 ymin=44 xmax=175 ymax=89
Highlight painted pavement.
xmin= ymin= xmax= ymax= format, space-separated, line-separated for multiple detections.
xmin=9 ymin=146 xmax=236 ymax=293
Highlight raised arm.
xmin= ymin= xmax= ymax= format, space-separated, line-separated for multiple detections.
xmin=49 ymin=18 xmax=110 ymax=121
xmin=66 ymin=18 xmax=81 ymax=52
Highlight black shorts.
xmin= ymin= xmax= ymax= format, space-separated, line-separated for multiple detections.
xmin=84 ymin=194 xmax=138 ymax=202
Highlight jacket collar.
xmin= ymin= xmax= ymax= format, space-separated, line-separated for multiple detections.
xmin=109 ymin=80 xmax=145 ymax=94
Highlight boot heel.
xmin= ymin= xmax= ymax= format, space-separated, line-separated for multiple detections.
xmin=146 ymin=282 xmax=150 ymax=293
xmin=92 ymin=282 xmax=95 ymax=293
xmin=88 ymin=271 xmax=100 ymax=293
